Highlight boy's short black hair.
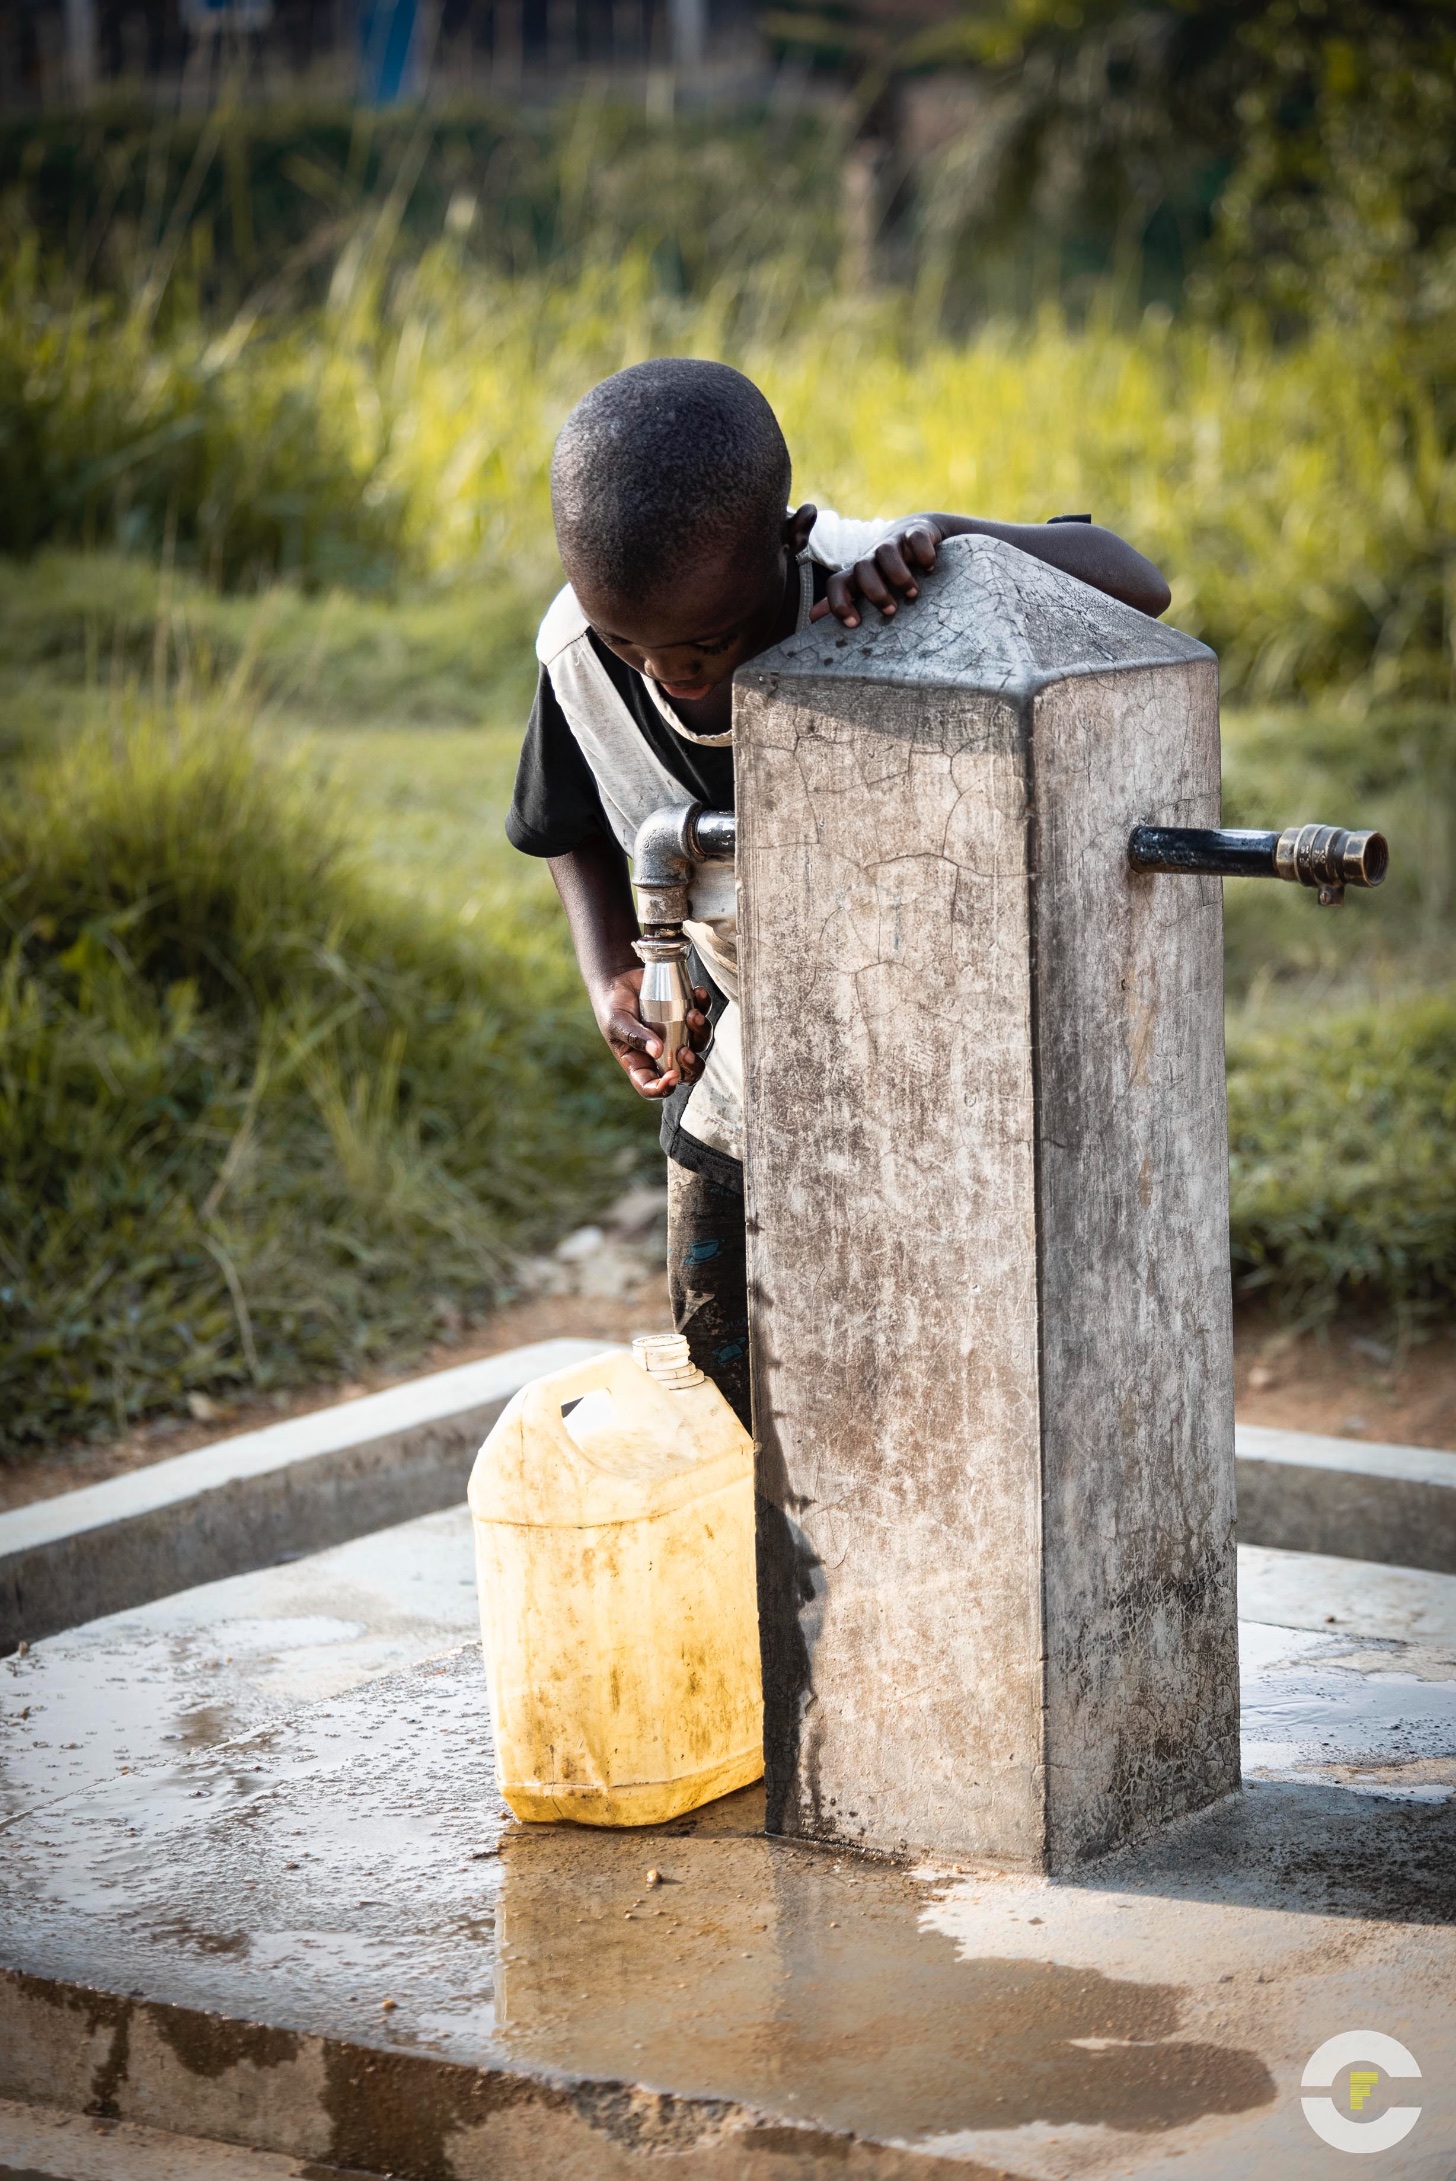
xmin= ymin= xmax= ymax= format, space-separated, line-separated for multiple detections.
xmin=552 ymin=359 xmax=791 ymax=601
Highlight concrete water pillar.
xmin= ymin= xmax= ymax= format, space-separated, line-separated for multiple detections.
xmin=735 ymin=534 xmax=1239 ymax=1870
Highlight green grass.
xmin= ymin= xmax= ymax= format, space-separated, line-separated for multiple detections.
xmin=1228 ymin=994 xmax=1456 ymax=1325
xmin=0 ymin=643 xmax=654 ymax=1457
xmin=1221 ymin=702 xmax=1456 ymax=1007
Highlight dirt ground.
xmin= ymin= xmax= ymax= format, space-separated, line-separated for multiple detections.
xmin=3 ymin=1288 xmax=1453 ymax=1516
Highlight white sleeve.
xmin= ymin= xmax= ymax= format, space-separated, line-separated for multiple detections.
xmin=806 ymin=508 xmax=911 ymax=570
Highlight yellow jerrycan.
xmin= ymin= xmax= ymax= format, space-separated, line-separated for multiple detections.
xmin=468 ymin=1333 xmax=763 ymax=1825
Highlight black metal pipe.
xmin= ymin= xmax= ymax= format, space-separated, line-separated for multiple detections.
xmin=1128 ymin=824 xmax=1388 ymax=907
xmin=690 ymin=808 xmax=736 ymax=861
xmin=1128 ymin=827 xmax=1279 ymax=879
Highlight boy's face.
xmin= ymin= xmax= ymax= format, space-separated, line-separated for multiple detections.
xmin=570 ymin=507 xmax=815 ymax=703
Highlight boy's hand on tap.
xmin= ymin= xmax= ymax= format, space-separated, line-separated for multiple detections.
xmin=594 ymin=968 xmax=710 ymax=1100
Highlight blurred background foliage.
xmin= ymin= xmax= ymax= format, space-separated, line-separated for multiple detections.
xmin=1 ymin=0 xmax=1454 ymax=1451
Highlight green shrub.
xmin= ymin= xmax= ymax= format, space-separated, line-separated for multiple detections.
xmin=0 ymin=242 xmax=404 ymax=584
xmin=1221 ymin=702 xmax=1456 ymax=1002
xmin=1227 ymin=993 xmax=1456 ymax=1326
xmin=0 ymin=695 xmax=650 ymax=1454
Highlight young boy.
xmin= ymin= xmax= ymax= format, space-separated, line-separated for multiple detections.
xmin=507 ymin=359 xmax=1171 ymax=1428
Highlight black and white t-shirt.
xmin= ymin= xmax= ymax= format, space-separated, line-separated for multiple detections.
xmin=506 ymin=512 xmax=911 ymax=1182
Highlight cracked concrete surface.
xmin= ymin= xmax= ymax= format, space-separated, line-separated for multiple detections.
xmin=735 ymin=536 xmax=1233 ymax=1866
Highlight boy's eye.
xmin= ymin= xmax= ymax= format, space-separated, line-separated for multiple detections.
xmin=594 ymin=627 xmax=738 ymax=658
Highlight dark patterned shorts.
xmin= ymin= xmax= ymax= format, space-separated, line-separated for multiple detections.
xmin=666 ymin=1158 xmax=750 ymax=1430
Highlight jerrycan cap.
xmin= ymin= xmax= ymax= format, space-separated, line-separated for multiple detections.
xmin=631 ymin=1332 xmax=705 ymax=1390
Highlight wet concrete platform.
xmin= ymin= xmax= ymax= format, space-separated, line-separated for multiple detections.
xmin=2 ymin=1518 xmax=1454 ymax=2178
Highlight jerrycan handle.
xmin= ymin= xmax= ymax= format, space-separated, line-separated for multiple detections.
xmin=512 ymin=1347 xmax=630 ymax=1457
xmin=511 ymin=1336 xmax=701 ymax=1458
xmin=509 ymin=1337 xmax=706 ymax=1469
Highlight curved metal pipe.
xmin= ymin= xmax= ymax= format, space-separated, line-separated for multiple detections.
xmin=630 ymin=803 xmax=737 ymax=929
xmin=629 ymin=803 xmax=737 ymax=1071
xmin=631 ymin=801 xmax=701 ymax=932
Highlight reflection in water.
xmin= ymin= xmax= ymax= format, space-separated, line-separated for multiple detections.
xmin=493 ymin=1791 xmax=1274 ymax=2145
xmin=176 ymin=1703 xmax=240 ymax=1748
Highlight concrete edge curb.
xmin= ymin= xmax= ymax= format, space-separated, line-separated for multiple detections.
xmin=3 ymin=1355 xmax=1452 ymax=1655
xmin=1234 ymin=1423 xmax=1456 ymax=1576
xmin=0 ymin=1340 xmax=613 ymax=1654
xmin=0 ymin=1967 xmax=962 ymax=2181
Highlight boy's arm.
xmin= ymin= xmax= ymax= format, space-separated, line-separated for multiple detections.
xmin=548 ymin=836 xmax=708 ymax=1100
xmin=811 ymin=515 xmax=1171 ymax=626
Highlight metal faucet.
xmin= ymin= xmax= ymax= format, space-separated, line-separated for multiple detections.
xmin=1128 ymin=823 xmax=1388 ymax=908
xmin=630 ymin=802 xmax=736 ymax=1071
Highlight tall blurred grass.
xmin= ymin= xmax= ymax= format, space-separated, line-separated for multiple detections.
xmin=0 ymin=683 xmax=649 ymax=1454
xmin=4 ymin=179 xmax=1454 ymax=704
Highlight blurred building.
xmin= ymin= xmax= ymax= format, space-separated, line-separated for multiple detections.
xmin=0 ymin=0 xmax=771 ymax=107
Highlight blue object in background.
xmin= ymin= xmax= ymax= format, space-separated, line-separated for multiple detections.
xmin=358 ymin=0 xmax=418 ymax=103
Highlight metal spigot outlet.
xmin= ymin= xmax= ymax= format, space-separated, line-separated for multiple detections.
xmin=628 ymin=802 xmax=737 ymax=1074
xmin=633 ymin=934 xmax=695 ymax=1074
xmin=1128 ymin=823 xmax=1389 ymax=908
xmin=629 ymin=801 xmax=737 ymax=930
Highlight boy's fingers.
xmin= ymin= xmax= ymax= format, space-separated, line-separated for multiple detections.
xmin=606 ymin=1006 xmax=708 ymax=1097
xmin=874 ymin=540 xmax=919 ymax=597
xmin=621 ymin=1048 xmax=678 ymax=1096
xmin=606 ymin=1010 xmax=661 ymax=1060
xmin=850 ymin=556 xmax=897 ymax=614
xmin=905 ymin=522 xmax=941 ymax=568
xmin=808 ymin=598 xmax=831 ymax=622
xmin=822 ymin=571 xmax=861 ymax=627
xmin=819 ymin=571 xmax=863 ymax=623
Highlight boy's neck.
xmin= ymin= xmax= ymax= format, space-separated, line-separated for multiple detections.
xmin=656 ymin=553 xmax=803 ymax=739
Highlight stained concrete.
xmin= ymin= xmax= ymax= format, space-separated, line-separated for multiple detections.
xmin=0 ymin=1341 xmax=604 ymax=1654
xmin=0 ymin=1508 xmax=479 ymax=1821
xmin=2 ymin=1513 xmax=1453 ymax=2177
xmin=0 ymin=2095 xmax=372 ymax=2180
xmin=1239 ymin=1542 xmax=1456 ymax=1648
xmin=736 ymin=535 xmax=1235 ymax=1867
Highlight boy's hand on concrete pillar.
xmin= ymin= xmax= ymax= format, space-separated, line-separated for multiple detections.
xmin=593 ymin=969 xmax=710 ymax=1099
xmin=810 ymin=519 xmax=944 ymax=630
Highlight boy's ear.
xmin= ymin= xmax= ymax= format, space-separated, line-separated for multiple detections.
xmin=783 ymin=503 xmax=818 ymax=557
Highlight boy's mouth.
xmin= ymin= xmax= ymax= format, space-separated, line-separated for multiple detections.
xmin=658 ymin=677 xmax=713 ymax=701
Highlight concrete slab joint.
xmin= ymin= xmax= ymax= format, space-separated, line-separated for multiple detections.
xmin=737 ymin=534 xmax=1238 ymax=1870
